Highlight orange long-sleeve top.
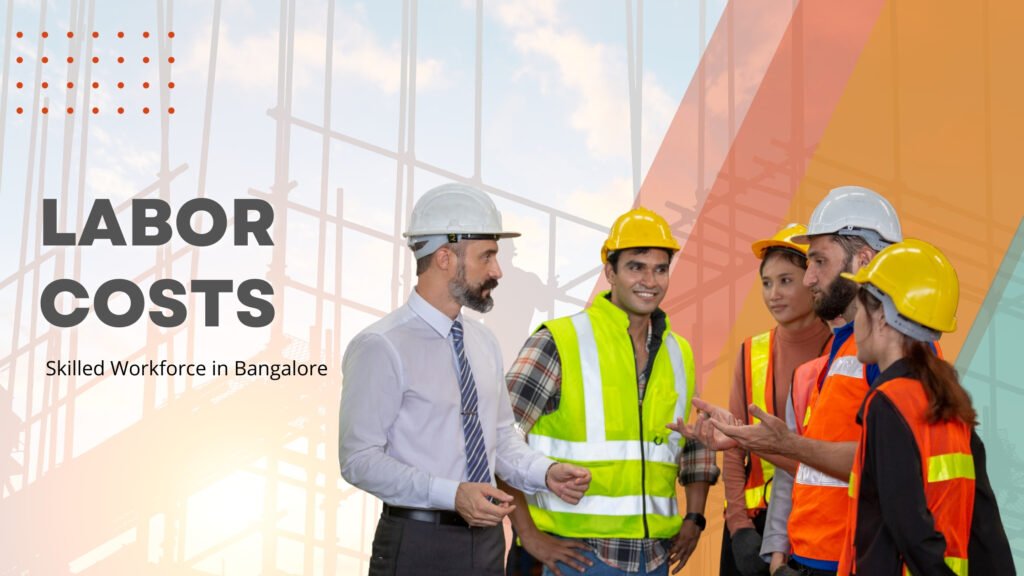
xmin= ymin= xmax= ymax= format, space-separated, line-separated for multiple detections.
xmin=723 ymin=320 xmax=832 ymax=535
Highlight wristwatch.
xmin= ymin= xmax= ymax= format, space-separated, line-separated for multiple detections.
xmin=683 ymin=512 xmax=706 ymax=531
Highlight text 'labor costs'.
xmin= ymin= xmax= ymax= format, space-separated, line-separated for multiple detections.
xmin=40 ymin=197 xmax=277 ymax=328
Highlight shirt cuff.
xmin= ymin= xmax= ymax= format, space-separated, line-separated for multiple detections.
xmin=760 ymin=534 xmax=789 ymax=561
xmin=429 ymin=476 xmax=460 ymax=510
xmin=523 ymin=456 xmax=556 ymax=495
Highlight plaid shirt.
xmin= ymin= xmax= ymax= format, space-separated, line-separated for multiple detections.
xmin=506 ymin=308 xmax=719 ymax=573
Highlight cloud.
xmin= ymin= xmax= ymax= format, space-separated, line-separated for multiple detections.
xmin=560 ymin=177 xmax=634 ymax=225
xmin=495 ymin=0 xmax=677 ymax=167
xmin=179 ymin=9 xmax=444 ymax=95
xmin=496 ymin=0 xmax=560 ymax=29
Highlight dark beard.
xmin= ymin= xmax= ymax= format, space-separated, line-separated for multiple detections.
xmin=814 ymin=274 xmax=858 ymax=321
xmin=450 ymin=264 xmax=498 ymax=313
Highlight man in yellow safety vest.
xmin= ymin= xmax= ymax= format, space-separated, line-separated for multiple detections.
xmin=502 ymin=207 xmax=719 ymax=576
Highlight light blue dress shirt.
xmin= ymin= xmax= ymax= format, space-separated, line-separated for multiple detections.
xmin=339 ymin=289 xmax=553 ymax=510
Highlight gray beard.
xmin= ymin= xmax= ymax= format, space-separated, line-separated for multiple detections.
xmin=450 ymin=265 xmax=497 ymax=313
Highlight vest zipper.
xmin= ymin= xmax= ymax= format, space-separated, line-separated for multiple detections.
xmin=633 ymin=336 xmax=650 ymax=539
xmin=638 ymin=395 xmax=650 ymax=539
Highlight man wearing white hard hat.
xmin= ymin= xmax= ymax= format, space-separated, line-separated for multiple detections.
xmin=687 ymin=186 xmax=906 ymax=576
xmin=339 ymin=183 xmax=592 ymax=575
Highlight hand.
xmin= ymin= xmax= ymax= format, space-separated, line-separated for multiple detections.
xmin=769 ymin=552 xmax=786 ymax=574
xmin=454 ymin=482 xmax=515 ymax=527
xmin=519 ymin=530 xmax=593 ymax=576
xmin=668 ymin=518 xmax=701 ymax=573
xmin=666 ymin=397 xmax=742 ymax=450
xmin=710 ymin=405 xmax=793 ymax=455
xmin=771 ymin=566 xmax=801 ymax=576
xmin=546 ymin=463 xmax=591 ymax=504
xmin=731 ymin=528 xmax=770 ymax=576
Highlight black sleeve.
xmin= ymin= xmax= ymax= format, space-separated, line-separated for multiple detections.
xmin=866 ymin=393 xmax=955 ymax=576
xmin=967 ymin=430 xmax=1017 ymax=575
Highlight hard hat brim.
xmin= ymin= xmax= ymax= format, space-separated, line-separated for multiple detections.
xmin=840 ymin=270 xmax=866 ymax=284
xmin=402 ymin=230 xmax=521 ymax=239
xmin=751 ymin=240 xmax=808 ymax=259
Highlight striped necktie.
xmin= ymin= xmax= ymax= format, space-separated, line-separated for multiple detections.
xmin=451 ymin=320 xmax=492 ymax=484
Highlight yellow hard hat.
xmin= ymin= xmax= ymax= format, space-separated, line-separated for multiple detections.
xmin=751 ymin=223 xmax=809 ymax=259
xmin=841 ymin=238 xmax=959 ymax=334
xmin=602 ymin=207 xmax=681 ymax=264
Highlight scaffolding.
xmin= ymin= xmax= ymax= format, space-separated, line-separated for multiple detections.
xmin=0 ymin=1 xmax=725 ymax=573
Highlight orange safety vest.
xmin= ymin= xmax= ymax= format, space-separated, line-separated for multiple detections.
xmin=838 ymin=377 xmax=974 ymax=576
xmin=741 ymin=330 xmax=776 ymax=513
xmin=788 ymin=335 xmax=867 ymax=563
xmin=793 ymin=354 xmax=829 ymax=436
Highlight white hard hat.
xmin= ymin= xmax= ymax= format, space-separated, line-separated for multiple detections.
xmin=791 ymin=185 xmax=902 ymax=251
xmin=404 ymin=183 xmax=519 ymax=258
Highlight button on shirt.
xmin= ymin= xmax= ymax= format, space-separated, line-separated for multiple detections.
xmin=339 ymin=289 xmax=554 ymax=510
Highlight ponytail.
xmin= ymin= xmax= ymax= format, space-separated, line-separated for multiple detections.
xmin=903 ymin=340 xmax=978 ymax=427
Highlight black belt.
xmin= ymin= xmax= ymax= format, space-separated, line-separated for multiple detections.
xmin=787 ymin=558 xmax=837 ymax=576
xmin=383 ymin=504 xmax=469 ymax=527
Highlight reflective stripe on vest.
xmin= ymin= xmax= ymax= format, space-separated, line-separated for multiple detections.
xmin=795 ymin=463 xmax=849 ymax=489
xmin=838 ymin=377 xmax=974 ymax=576
xmin=742 ymin=330 xmax=775 ymax=511
xmin=928 ymin=453 xmax=975 ymax=483
xmin=527 ymin=294 xmax=695 ymax=539
xmin=903 ymin=556 xmax=969 ymax=576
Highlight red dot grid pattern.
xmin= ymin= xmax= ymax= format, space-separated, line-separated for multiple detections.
xmin=12 ymin=30 xmax=176 ymax=116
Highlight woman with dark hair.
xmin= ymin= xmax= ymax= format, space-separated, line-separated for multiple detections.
xmin=837 ymin=238 xmax=1013 ymax=575
xmin=720 ymin=224 xmax=831 ymax=576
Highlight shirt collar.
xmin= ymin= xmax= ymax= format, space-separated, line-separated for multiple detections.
xmin=833 ymin=319 xmax=854 ymax=341
xmin=408 ymin=289 xmax=461 ymax=339
xmin=595 ymin=291 xmax=669 ymax=335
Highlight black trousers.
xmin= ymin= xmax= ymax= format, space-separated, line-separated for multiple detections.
xmin=720 ymin=508 xmax=767 ymax=576
xmin=368 ymin=513 xmax=505 ymax=576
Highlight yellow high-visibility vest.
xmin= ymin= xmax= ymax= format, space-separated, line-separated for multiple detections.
xmin=527 ymin=293 xmax=695 ymax=538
